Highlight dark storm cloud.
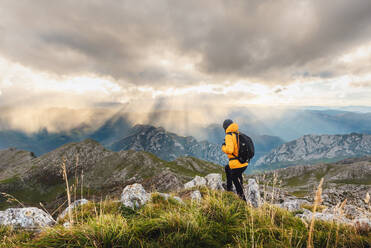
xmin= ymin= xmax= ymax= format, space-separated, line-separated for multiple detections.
xmin=1 ymin=0 xmax=371 ymax=85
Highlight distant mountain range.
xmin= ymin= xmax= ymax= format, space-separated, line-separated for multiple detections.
xmin=1 ymin=109 xmax=371 ymax=168
xmin=0 ymin=114 xmax=283 ymax=165
xmin=255 ymin=133 xmax=371 ymax=170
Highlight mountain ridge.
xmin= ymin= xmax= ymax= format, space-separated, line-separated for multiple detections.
xmin=255 ymin=133 xmax=371 ymax=170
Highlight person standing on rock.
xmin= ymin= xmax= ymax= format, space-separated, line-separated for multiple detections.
xmin=222 ymin=119 xmax=248 ymax=201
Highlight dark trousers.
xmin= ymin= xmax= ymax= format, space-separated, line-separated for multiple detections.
xmin=225 ymin=165 xmax=247 ymax=201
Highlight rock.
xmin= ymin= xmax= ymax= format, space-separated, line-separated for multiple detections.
xmin=156 ymin=193 xmax=183 ymax=204
xmin=63 ymin=222 xmax=71 ymax=228
xmin=246 ymin=179 xmax=261 ymax=208
xmin=0 ymin=207 xmax=55 ymax=230
xmin=256 ymin=133 xmax=371 ymax=167
xmin=120 ymin=183 xmax=150 ymax=209
xmin=296 ymin=210 xmax=352 ymax=225
xmin=184 ymin=176 xmax=207 ymax=189
xmin=190 ymin=190 xmax=202 ymax=202
xmin=296 ymin=209 xmax=313 ymax=221
xmin=280 ymin=199 xmax=310 ymax=212
xmin=353 ymin=218 xmax=371 ymax=232
xmin=58 ymin=199 xmax=89 ymax=221
xmin=205 ymin=173 xmax=224 ymax=191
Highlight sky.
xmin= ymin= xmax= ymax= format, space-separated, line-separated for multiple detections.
xmin=1 ymin=0 xmax=371 ymax=132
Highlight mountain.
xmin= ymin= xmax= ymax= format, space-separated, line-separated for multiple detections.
xmin=110 ymin=124 xmax=228 ymax=165
xmin=0 ymin=139 xmax=223 ymax=211
xmin=249 ymin=157 xmax=371 ymax=209
xmin=255 ymin=133 xmax=371 ymax=170
xmin=1 ymin=108 xmax=371 ymax=158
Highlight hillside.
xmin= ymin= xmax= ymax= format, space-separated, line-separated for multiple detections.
xmin=249 ymin=157 xmax=371 ymax=209
xmin=255 ymin=133 xmax=371 ymax=170
xmin=0 ymin=139 xmax=223 ymax=211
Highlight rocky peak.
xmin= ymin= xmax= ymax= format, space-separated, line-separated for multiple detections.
xmin=110 ymin=124 xmax=227 ymax=165
xmin=255 ymin=133 xmax=371 ymax=168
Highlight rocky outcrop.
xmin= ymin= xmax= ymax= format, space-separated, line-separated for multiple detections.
xmin=110 ymin=124 xmax=228 ymax=165
xmin=184 ymin=176 xmax=207 ymax=189
xmin=246 ymin=179 xmax=261 ymax=208
xmin=0 ymin=207 xmax=55 ymax=230
xmin=250 ymin=157 xmax=371 ymax=210
xmin=279 ymin=199 xmax=310 ymax=212
xmin=120 ymin=183 xmax=150 ymax=209
xmin=205 ymin=173 xmax=224 ymax=190
xmin=58 ymin=199 xmax=89 ymax=221
xmin=256 ymin=133 xmax=371 ymax=168
xmin=184 ymin=173 xmax=225 ymax=191
xmin=190 ymin=190 xmax=202 ymax=202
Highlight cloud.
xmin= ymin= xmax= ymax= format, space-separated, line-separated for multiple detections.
xmin=1 ymin=0 xmax=371 ymax=86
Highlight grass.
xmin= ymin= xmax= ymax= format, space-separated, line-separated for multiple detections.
xmin=0 ymin=188 xmax=369 ymax=248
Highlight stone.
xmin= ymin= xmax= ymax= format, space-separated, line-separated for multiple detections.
xmin=280 ymin=199 xmax=310 ymax=212
xmin=296 ymin=210 xmax=352 ymax=225
xmin=184 ymin=176 xmax=207 ymax=189
xmin=63 ymin=222 xmax=71 ymax=228
xmin=0 ymin=207 xmax=55 ymax=230
xmin=190 ymin=190 xmax=202 ymax=202
xmin=120 ymin=183 xmax=150 ymax=209
xmin=205 ymin=173 xmax=224 ymax=191
xmin=353 ymin=218 xmax=371 ymax=232
xmin=246 ymin=179 xmax=261 ymax=208
xmin=58 ymin=199 xmax=89 ymax=221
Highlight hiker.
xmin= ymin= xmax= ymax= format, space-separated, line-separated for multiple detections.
xmin=221 ymin=119 xmax=251 ymax=201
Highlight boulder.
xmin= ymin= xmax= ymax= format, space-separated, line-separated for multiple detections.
xmin=190 ymin=190 xmax=202 ymax=203
xmin=246 ymin=179 xmax=261 ymax=208
xmin=205 ymin=173 xmax=224 ymax=191
xmin=184 ymin=176 xmax=207 ymax=189
xmin=0 ymin=207 xmax=55 ymax=230
xmin=296 ymin=210 xmax=352 ymax=225
xmin=58 ymin=199 xmax=89 ymax=221
xmin=120 ymin=183 xmax=150 ymax=209
xmin=353 ymin=218 xmax=371 ymax=232
xmin=280 ymin=199 xmax=310 ymax=212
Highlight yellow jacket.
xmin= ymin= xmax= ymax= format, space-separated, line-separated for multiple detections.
xmin=221 ymin=123 xmax=248 ymax=169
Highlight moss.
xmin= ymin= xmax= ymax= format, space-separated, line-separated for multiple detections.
xmin=291 ymin=190 xmax=309 ymax=198
xmin=0 ymin=176 xmax=20 ymax=184
xmin=301 ymin=203 xmax=327 ymax=213
xmin=331 ymin=179 xmax=371 ymax=185
xmin=285 ymin=172 xmax=312 ymax=187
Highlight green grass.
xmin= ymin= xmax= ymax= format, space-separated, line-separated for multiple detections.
xmin=1 ymin=188 xmax=369 ymax=248
xmin=291 ymin=190 xmax=310 ymax=198
xmin=331 ymin=179 xmax=371 ymax=185
xmin=285 ymin=172 xmax=312 ymax=187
